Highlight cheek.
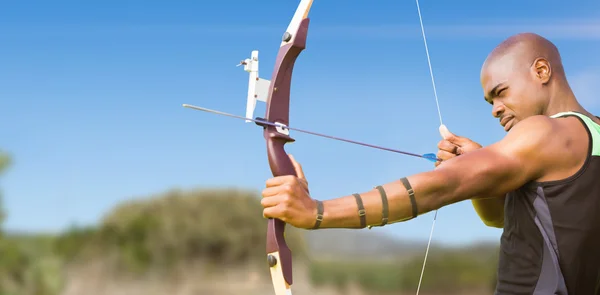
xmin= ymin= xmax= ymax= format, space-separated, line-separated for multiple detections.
xmin=505 ymin=89 xmax=538 ymax=114
xmin=499 ymin=96 xmax=518 ymax=112
xmin=513 ymin=101 xmax=540 ymax=118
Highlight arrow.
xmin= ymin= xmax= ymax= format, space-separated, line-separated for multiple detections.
xmin=183 ymin=103 xmax=440 ymax=162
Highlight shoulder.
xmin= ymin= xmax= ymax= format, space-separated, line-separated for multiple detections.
xmin=494 ymin=115 xmax=558 ymax=155
xmin=492 ymin=114 xmax=588 ymax=181
xmin=504 ymin=114 xmax=588 ymax=148
xmin=511 ymin=114 xmax=559 ymax=134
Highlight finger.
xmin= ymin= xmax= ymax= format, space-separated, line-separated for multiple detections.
xmin=263 ymin=200 xmax=293 ymax=222
xmin=263 ymin=206 xmax=285 ymax=221
xmin=440 ymin=124 xmax=471 ymax=148
xmin=437 ymin=139 xmax=459 ymax=153
xmin=261 ymin=185 xmax=284 ymax=198
xmin=299 ymin=178 xmax=309 ymax=193
xmin=439 ymin=124 xmax=465 ymax=146
xmin=436 ymin=150 xmax=457 ymax=161
xmin=439 ymin=124 xmax=456 ymax=140
xmin=261 ymin=193 xmax=285 ymax=209
xmin=288 ymin=154 xmax=306 ymax=180
xmin=265 ymin=175 xmax=296 ymax=187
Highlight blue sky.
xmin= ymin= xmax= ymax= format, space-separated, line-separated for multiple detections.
xmin=1 ymin=0 xmax=599 ymax=246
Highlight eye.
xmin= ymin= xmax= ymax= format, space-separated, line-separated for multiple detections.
xmin=496 ymin=87 xmax=507 ymax=96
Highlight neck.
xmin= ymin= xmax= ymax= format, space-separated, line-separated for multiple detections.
xmin=544 ymin=79 xmax=589 ymax=116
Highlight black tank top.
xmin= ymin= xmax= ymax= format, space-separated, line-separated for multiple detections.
xmin=495 ymin=111 xmax=600 ymax=294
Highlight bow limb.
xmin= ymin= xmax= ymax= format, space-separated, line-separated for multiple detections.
xmin=264 ymin=1 xmax=314 ymax=294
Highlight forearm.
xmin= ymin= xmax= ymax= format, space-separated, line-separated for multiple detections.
xmin=317 ymin=147 xmax=521 ymax=229
xmin=319 ymin=169 xmax=457 ymax=229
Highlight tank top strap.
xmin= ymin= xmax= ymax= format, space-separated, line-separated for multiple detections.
xmin=551 ymin=111 xmax=600 ymax=156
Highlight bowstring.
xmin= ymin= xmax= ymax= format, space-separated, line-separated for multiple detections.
xmin=415 ymin=0 xmax=443 ymax=126
xmin=414 ymin=0 xmax=443 ymax=294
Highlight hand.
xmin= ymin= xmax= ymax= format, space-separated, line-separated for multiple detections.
xmin=261 ymin=155 xmax=318 ymax=229
xmin=436 ymin=125 xmax=482 ymax=167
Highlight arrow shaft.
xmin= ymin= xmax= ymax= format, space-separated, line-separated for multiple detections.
xmin=183 ymin=104 xmax=439 ymax=161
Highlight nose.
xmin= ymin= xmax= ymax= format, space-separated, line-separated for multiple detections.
xmin=492 ymin=101 xmax=505 ymax=118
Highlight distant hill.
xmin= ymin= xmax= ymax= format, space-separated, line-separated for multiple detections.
xmin=304 ymin=229 xmax=499 ymax=262
xmin=305 ymin=229 xmax=427 ymax=261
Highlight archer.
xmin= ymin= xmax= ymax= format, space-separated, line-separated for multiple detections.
xmin=260 ymin=32 xmax=600 ymax=294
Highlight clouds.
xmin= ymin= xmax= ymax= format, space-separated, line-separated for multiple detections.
xmin=311 ymin=20 xmax=600 ymax=41
xmin=422 ymin=23 xmax=600 ymax=40
xmin=4 ymin=19 xmax=600 ymax=41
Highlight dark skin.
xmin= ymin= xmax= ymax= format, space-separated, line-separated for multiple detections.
xmin=261 ymin=33 xmax=600 ymax=230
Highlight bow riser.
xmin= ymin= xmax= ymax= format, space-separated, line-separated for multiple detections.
xmin=264 ymin=17 xmax=310 ymax=295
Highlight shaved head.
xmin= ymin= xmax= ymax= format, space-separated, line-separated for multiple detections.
xmin=479 ymin=33 xmax=579 ymax=132
xmin=483 ymin=33 xmax=565 ymax=81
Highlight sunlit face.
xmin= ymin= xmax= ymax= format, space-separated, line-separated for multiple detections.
xmin=480 ymin=54 xmax=548 ymax=132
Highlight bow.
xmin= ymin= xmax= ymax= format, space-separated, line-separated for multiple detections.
xmin=245 ymin=1 xmax=444 ymax=294
xmin=251 ymin=1 xmax=313 ymax=294
xmin=184 ymin=0 xmax=443 ymax=294
xmin=239 ymin=1 xmax=439 ymax=294
xmin=263 ymin=1 xmax=313 ymax=294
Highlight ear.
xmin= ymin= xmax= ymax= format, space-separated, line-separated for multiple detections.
xmin=532 ymin=57 xmax=551 ymax=84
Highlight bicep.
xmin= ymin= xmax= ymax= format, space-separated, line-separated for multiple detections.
xmin=437 ymin=146 xmax=532 ymax=200
xmin=435 ymin=116 xmax=558 ymax=202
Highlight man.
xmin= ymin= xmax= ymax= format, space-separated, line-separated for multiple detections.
xmin=260 ymin=32 xmax=600 ymax=294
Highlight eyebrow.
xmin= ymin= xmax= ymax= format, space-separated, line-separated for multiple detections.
xmin=484 ymin=82 xmax=507 ymax=104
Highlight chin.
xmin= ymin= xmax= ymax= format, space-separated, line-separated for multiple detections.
xmin=503 ymin=119 xmax=517 ymax=132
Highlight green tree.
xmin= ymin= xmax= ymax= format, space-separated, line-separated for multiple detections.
xmin=0 ymin=150 xmax=12 ymax=230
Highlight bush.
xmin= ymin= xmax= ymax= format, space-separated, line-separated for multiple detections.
xmin=56 ymin=188 xmax=307 ymax=275
xmin=308 ymin=246 xmax=499 ymax=294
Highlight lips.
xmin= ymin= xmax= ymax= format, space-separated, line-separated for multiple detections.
xmin=500 ymin=116 xmax=514 ymax=131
